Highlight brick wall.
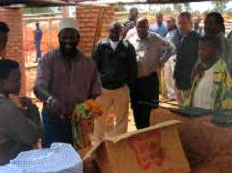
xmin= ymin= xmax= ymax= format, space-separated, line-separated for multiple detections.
xmin=76 ymin=5 xmax=115 ymax=57
xmin=0 ymin=8 xmax=26 ymax=96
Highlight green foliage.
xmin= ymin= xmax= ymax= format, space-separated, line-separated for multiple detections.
xmin=183 ymin=3 xmax=192 ymax=12
xmin=117 ymin=4 xmax=127 ymax=12
xmin=211 ymin=0 xmax=228 ymax=13
xmin=225 ymin=8 xmax=232 ymax=15
xmin=23 ymin=7 xmax=53 ymax=14
xmin=160 ymin=6 xmax=173 ymax=15
xmin=173 ymin=4 xmax=183 ymax=13
xmin=192 ymin=10 xmax=201 ymax=16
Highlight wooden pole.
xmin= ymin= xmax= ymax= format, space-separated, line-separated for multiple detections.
xmin=62 ymin=6 xmax=69 ymax=18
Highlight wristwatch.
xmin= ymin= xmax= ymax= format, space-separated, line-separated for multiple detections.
xmin=46 ymin=96 xmax=53 ymax=104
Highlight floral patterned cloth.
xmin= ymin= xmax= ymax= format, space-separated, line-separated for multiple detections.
xmin=188 ymin=59 xmax=232 ymax=113
xmin=211 ymin=59 xmax=232 ymax=113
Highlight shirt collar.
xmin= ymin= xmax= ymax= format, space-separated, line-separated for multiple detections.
xmin=102 ymin=38 xmax=123 ymax=48
xmin=59 ymin=48 xmax=81 ymax=62
xmin=136 ymin=32 xmax=152 ymax=42
xmin=217 ymin=31 xmax=225 ymax=38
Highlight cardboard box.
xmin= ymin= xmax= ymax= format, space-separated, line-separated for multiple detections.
xmin=85 ymin=120 xmax=191 ymax=173
xmin=150 ymin=108 xmax=232 ymax=172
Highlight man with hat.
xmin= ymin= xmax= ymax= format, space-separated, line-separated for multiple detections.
xmin=34 ymin=18 xmax=102 ymax=147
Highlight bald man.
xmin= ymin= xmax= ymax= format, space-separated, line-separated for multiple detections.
xmin=128 ymin=17 xmax=174 ymax=129
xmin=93 ymin=21 xmax=137 ymax=143
xmin=124 ymin=7 xmax=138 ymax=27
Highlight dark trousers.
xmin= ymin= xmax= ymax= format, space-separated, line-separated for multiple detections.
xmin=36 ymin=43 xmax=41 ymax=61
xmin=42 ymin=112 xmax=73 ymax=148
xmin=130 ymin=72 xmax=159 ymax=129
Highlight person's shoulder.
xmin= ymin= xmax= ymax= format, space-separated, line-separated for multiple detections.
xmin=191 ymin=31 xmax=200 ymax=39
xmin=0 ymin=99 xmax=19 ymax=117
xmin=121 ymin=39 xmax=133 ymax=48
xmin=162 ymin=22 xmax=167 ymax=28
xmin=42 ymin=49 xmax=59 ymax=59
xmin=123 ymin=19 xmax=131 ymax=26
xmin=97 ymin=38 xmax=109 ymax=46
xmin=148 ymin=32 xmax=163 ymax=41
xmin=78 ymin=49 xmax=95 ymax=66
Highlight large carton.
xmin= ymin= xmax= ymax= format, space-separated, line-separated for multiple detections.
xmin=150 ymin=108 xmax=232 ymax=173
xmin=85 ymin=120 xmax=191 ymax=173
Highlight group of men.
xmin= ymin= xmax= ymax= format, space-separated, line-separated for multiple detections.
xmin=0 ymin=7 xmax=232 ymax=165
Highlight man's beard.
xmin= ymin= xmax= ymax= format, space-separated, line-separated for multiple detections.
xmin=59 ymin=42 xmax=78 ymax=61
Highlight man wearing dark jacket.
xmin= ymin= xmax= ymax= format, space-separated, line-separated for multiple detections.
xmin=93 ymin=21 xmax=137 ymax=143
xmin=174 ymin=12 xmax=199 ymax=105
xmin=0 ymin=22 xmax=9 ymax=58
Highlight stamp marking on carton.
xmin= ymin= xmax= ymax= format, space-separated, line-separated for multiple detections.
xmin=127 ymin=130 xmax=167 ymax=170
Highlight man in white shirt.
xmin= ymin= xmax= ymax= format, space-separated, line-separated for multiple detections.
xmin=128 ymin=17 xmax=173 ymax=129
xmin=164 ymin=17 xmax=178 ymax=100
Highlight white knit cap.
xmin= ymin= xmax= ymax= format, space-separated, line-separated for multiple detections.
xmin=59 ymin=18 xmax=80 ymax=32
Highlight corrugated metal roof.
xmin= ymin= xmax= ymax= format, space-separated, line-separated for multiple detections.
xmin=96 ymin=0 xmax=213 ymax=4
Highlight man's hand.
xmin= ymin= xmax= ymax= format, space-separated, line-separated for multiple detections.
xmin=20 ymin=97 xmax=37 ymax=110
xmin=48 ymin=98 xmax=63 ymax=115
xmin=20 ymin=97 xmax=40 ymax=122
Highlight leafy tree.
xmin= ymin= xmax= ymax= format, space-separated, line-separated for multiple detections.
xmin=23 ymin=7 xmax=53 ymax=14
xmin=160 ymin=6 xmax=173 ymax=15
xmin=117 ymin=4 xmax=127 ymax=12
xmin=173 ymin=4 xmax=183 ymax=13
xmin=225 ymin=8 xmax=232 ymax=15
xmin=192 ymin=10 xmax=201 ymax=16
xmin=211 ymin=0 xmax=228 ymax=13
xmin=183 ymin=3 xmax=192 ymax=12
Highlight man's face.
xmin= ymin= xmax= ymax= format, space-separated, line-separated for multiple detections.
xmin=129 ymin=9 xmax=138 ymax=20
xmin=0 ymin=31 xmax=8 ymax=54
xmin=178 ymin=16 xmax=192 ymax=35
xmin=193 ymin=19 xmax=200 ymax=30
xmin=109 ymin=24 xmax=122 ymax=42
xmin=59 ymin=28 xmax=80 ymax=57
xmin=199 ymin=42 xmax=215 ymax=63
xmin=3 ymin=68 xmax=21 ymax=95
xmin=204 ymin=16 xmax=218 ymax=36
xmin=166 ymin=19 xmax=174 ymax=30
xmin=136 ymin=20 xmax=149 ymax=39
xmin=36 ymin=23 xmax=39 ymax=29
xmin=156 ymin=14 xmax=163 ymax=24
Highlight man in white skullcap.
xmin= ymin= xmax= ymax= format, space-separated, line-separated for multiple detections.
xmin=34 ymin=18 xmax=102 ymax=147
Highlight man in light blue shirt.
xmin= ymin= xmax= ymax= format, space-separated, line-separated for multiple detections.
xmin=149 ymin=12 xmax=167 ymax=38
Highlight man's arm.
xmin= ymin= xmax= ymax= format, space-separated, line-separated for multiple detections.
xmin=34 ymin=51 xmax=62 ymax=114
xmin=127 ymin=42 xmax=138 ymax=88
xmin=34 ymin=52 xmax=52 ymax=102
xmin=88 ymin=62 xmax=102 ymax=99
xmin=92 ymin=42 xmax=102 ymax=72
xmin=159 ymin=37 xmax=175 ymax=64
